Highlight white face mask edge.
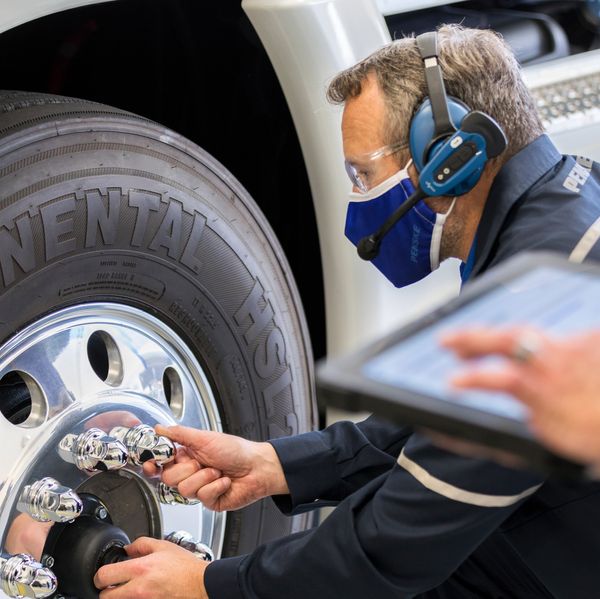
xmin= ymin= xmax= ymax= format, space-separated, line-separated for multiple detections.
xmin=349 ymin=159 xmax=413 ymax=201
xmin=429 ymin=196 xmax=457 ymax=271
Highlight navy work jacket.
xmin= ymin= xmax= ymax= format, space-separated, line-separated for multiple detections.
xmin=205 ymin=135 xmax=600 ymax=598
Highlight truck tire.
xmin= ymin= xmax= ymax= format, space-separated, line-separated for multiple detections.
xmin=0 ymin=91 xmax=316 ymax=559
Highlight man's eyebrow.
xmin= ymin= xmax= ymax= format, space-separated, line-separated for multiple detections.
xmin=347 ymin=157 xmax=371 ymax=169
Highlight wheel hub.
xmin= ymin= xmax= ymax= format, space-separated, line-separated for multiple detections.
xmin=43 ymin=494 xmax=130 ymax=599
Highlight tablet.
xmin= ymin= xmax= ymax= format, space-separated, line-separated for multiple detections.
xmin=316 ymin=252 xmax=600 ymax=476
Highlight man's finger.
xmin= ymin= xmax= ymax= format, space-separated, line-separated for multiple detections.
xmin=441 ymin=328 xmax=542 ymax=360
xmin=94 ymin=561 xmax=132 ymax=590
xmin=143 ymin=461 xmax=160 ymax=477
xmin=196 ymin=477 xmax=232 ymax=509
xmin=161 ymin=460 xmax=201 ymax=487
xmin=143 ymin=446 xmax=193 ymax=478
xmin=125 ymin=536 xmax=166 ymax=559
xmin=99 ymin=582 xmax=132 ymax=599
xmin=449 ymin=366 xmax=529 ymax=398
xmin=177 ymin=467 xmax=223 ymax=498
xmin=174 ymin=447 xmax=194 ymax=463
xmin=154 ymin=424 xmax=211 ymax=449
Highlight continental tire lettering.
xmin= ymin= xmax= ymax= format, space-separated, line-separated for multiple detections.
xmin=0 ymin=188 xmax=207 ymax=288
xmin=263 ymin=369 xmax=293 ymax=409
xmin=180 ymin=212 xmax=206 ymax=273
xmin=268 ymin=412 xmax=299 ymax=438
xmin=234 ymin=279 xmax=293 ymax=420
xmin=254 ymin=327 xmax=285 ymax=379
xmin=234 ymin=280 xmax=274 ymax=345
xmin=0 ymin=216 xmax=35 ymax=286
xmin=149 ymin=200 xmax=183 ymax=258
xmin=40 ymin=196 xmax=76 ymax=260
xmin=128 ymin=190 xmax=160 ymax=247
xmin=85 ymin=188 xmax=121 ymax=247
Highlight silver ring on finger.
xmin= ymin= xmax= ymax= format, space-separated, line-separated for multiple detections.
xmin=511 ymin=332 xmax=542 ymax=363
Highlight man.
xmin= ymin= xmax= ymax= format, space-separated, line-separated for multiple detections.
xmin=95 ymin=24 xmax=600 ymax=598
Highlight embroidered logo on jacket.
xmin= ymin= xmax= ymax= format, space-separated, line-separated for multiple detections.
xmin=563 ymin=155 xmax=593 ymax=193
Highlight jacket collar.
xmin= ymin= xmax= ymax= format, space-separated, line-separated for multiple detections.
xmin=470 ymin=134 xmax=563 ymax=277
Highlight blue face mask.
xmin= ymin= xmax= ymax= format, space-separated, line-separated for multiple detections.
xmin=344 ymin=163 xmax=456 ymax=288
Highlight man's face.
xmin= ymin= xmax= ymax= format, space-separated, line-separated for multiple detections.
xmin=341 ymin=72 xmax=474 ymax=263
xmin=341 ymin=73 xmax=412 ymax=193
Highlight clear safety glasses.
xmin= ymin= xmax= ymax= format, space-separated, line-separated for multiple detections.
xmin=344 ymin=140 xmax=409 ymax=194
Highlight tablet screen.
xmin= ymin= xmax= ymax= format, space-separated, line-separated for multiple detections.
xmin=362 ymin=266 xmax=600 ymax=422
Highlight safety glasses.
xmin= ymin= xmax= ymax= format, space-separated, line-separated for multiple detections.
xmin=344 ymin=140 xmax=409 ymax=193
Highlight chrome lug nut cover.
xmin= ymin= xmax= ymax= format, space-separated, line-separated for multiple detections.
xmin=17 ymin=477 xmax=83 ymax=523
xmin=58 ymin=428 xmax=128 ymax=473
xmin=110 ymin=424 xmax=175 ymax=466
xmin=0 ymin=553 xmax=57 ymax=598
xmin=165 ymin=531 xmax=214 ymax=562
xmin=157 ymin=483 xmax=200 ymax=505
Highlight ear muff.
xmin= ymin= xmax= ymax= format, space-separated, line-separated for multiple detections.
xmin=409 ymin=96 xmax=470 ymax=172
xmin=409 ymin=31 xmax=507 ymax=197
xmin=461 ymin=111 xmax=507 ymax=159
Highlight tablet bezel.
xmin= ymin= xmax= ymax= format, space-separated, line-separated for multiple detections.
xmin=316 ymin=252 xmax=600 ymax=477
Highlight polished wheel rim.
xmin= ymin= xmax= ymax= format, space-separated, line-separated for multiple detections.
xmin=0 ymin=303 xmax=226 ymax=579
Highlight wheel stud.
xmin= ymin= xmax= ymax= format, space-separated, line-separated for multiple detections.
xmin=156 ymin=482 xmax=200 ymax=505
xmin=58 ymin=428 xmax=128 ymax=472
xmin=165 ymin=531 xmax=214 ymax=562
xmin=0 ymin=553 xmax=57 ymax=598
xmin=17 ymin=477 xmax=83 ymax=523
xmin=109 ymin=424 xmax=175 ymax=466
xmin=95 ymin=506 xmax=108 ymax=521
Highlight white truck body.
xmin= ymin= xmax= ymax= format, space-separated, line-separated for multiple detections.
xmin=1 ymin=0 xmax=598 ymax=357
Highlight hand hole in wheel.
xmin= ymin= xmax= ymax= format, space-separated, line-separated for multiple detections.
xmin=87 ymin=331 xmax=123 ymax=386
xmin=0 ymin=370 xmax=47 ymax=427
xmin=163 ymin=367 xmax=184 ymax=419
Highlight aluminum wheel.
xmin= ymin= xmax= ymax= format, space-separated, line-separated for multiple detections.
xmin=0 ymin=302 xmax=226 ymax=597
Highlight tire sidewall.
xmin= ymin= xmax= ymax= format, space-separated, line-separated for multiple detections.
xmin=0 ymin=98 xmax=316 ymax=554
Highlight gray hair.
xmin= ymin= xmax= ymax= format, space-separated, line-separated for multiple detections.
xmin=327 ymin=24 xmax=543 ymax=162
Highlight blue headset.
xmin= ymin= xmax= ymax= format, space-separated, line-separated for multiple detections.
xmin=409 ymin=32 xmax=507 ymax=197
xmin=356 ymin=31 xmax=508 ymax=261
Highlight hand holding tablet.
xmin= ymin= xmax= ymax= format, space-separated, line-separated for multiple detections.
xmin=443 ymin=327 xmax=600 ymax=472
xmin=317 ymin=252 xmax=600 ymax=476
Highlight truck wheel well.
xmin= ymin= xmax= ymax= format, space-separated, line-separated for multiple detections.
xmin=0 ymin=0 xmax=326 ymax=360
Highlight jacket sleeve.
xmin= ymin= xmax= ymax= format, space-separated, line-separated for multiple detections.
xmin=268 ymin=415 xmax=413 ymax=513
xmin=204 ymin=432 xmax=544 ymax=599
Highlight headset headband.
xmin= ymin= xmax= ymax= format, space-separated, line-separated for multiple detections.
xmin=415 ymin=32 xmax=455 ymax=138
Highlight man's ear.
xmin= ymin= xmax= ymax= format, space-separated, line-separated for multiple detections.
xmin=407 ymin=157 xmax=419 ymax=187
xmin=468 ymin=159 xmax=501 ymax=208
xmin=482 ymin=158 xmax=502 ymax=180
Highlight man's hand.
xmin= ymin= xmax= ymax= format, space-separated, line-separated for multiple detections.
xmin=94 ymin=537 xmax=209 ymax=599
xmin=442 ymin=327 xmax=600 ymax=467
xmin=4 ymin=514 xmax=52 ymax=560
xmin=143 ymin=425 xmax=289 ymax=511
